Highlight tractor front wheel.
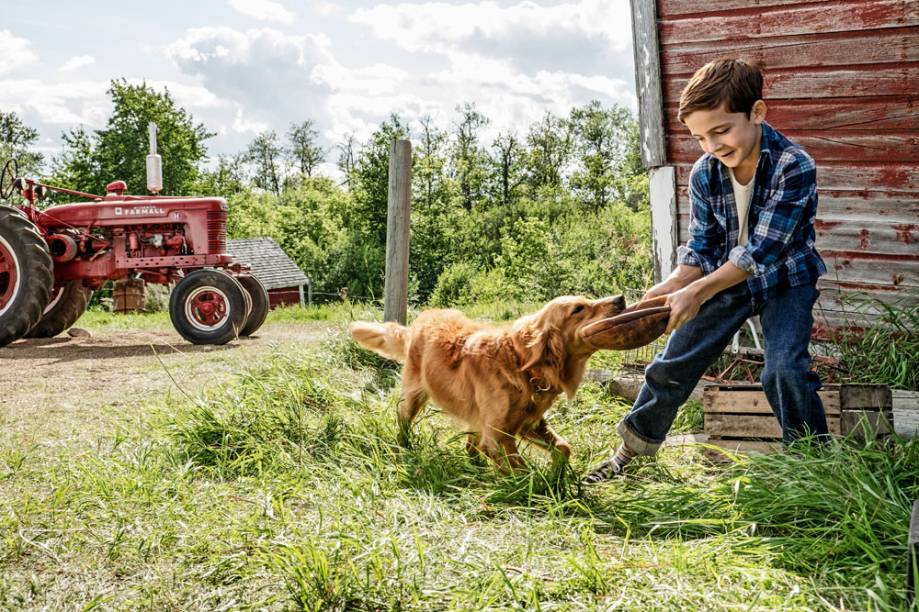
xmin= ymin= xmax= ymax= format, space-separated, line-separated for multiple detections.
xmin=237 ymin=275 xmax=269 ymax=336
xmin=0 ymin=207 xmax=53 ymax=347
xmin=26 ymin=280 xmax=93 ymax=338
xmin=169 ymin=269 xmax=247 ymax=345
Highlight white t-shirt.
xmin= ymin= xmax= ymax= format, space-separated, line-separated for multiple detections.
xmin=728 ymin=168 xmax=754 ymax=246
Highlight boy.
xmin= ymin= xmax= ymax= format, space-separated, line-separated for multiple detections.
xmin=585 ymin=59 xmax=828 ymax=482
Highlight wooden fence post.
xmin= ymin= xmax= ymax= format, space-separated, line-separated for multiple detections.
xmin=384 ymin=139 xmax=412 ymax=324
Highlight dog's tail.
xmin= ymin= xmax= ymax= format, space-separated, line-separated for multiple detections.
xmin=349 ymin=321 xmax=409 ymax=363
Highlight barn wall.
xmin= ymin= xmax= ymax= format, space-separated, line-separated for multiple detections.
xmin=268 ymin=288 xmax=302 ymax=308
xmin=653 ymin=0 xmax=918 ymax=329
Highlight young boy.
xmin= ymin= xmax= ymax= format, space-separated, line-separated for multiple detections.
xmin=585 ymin=58 xmax=828 ymax=482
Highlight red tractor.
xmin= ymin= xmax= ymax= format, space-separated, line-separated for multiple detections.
xmin=0 ymin=126 xmax=269 ymax=348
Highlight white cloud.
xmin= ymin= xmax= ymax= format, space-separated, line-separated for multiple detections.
xmin=58 ymin=54 xmax=96 ymax=72
xmin=352 ymin=1 xmax=630 ymax=51
xmin=0 ymin=77 xmax=232 ymax=138
xmin=0 ymin=30 xmax=38 ymax=75
xmin=227 ymin=0 xmax=296 ymax=24
xmin=166 ymin=20 xmax=635 ymax=153
xmin=0 ymin=79 xmax=109 ymax=126
xmin=167 ymin=27 xmax=336 ymax=139
xmin=350 ymin=0 xmax=633 ymax=78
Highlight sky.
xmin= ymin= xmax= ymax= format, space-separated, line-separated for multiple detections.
xmin=0 ymin=0 xmax=636 ymax=174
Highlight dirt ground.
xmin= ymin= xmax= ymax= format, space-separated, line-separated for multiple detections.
xmin=0 ymin=322 xmax=334 ymax=452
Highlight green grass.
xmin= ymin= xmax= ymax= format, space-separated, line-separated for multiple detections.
xmin=1 ymin=309 xmax=917 ymax=609
xmin=834 ymin=298 xmax=919 ymax=391
xmin=80 ymin=308 xmax=173 ymax=330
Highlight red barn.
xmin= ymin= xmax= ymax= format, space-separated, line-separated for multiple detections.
xmin=227 ymin=237 xmax=311 ymax=308
xmin=629 ymin=0 xmax=918 ymax=331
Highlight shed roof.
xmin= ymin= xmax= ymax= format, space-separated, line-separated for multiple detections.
xmin=227 ymin=237 xmax=310 ymax=291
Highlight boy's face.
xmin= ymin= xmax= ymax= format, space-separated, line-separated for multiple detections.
xmin=682 ymin=101 xmax=766 ymax=171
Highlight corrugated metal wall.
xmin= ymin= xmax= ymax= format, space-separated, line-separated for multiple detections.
xmin=655 ymin=0 xmax=918 ymax=330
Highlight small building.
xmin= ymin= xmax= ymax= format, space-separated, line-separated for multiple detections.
xmin=629 ymin=0 xmax=918 ymax=331
xmin=227 ymin=237 xmax=311 ymax=308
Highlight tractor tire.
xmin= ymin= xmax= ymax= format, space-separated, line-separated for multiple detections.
xmin=169 ymin=268 xmax=247 ymax=345
xmin=26 ymin=280 xmax=93 ymax=338
xmin=0 ymin=207 xmax=53 ymax=347
xmin=237 ymin=275 xmax=269 ymax=337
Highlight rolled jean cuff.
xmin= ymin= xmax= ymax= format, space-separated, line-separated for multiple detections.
xmin=616 ymin=418 xmax=663 ymax=456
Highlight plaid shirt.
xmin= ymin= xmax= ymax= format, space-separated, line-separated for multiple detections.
xmin=676 ymin=122 xmax=826 ymax=304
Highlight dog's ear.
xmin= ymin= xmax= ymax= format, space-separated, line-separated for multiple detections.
xmin=559 ymin=356 xmax=588 ymax=400
xmin=518 ymin=315 xmax=566 ymax=375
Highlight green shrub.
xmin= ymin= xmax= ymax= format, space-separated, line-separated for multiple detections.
xmin=429 ymin=262 xmax=479 ymax=307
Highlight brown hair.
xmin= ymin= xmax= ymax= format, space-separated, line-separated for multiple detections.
xmin=678 ymin=59 xmax=765 ymax=123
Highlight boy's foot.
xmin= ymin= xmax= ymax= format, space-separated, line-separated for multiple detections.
xmin=583 ymin=444 xmax=636 ymax=484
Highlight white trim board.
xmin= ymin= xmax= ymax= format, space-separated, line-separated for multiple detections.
xmin=650 ymin=165 xmax=678 ymax=282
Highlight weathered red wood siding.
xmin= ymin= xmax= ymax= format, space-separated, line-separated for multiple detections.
xmin=268 ymin=288 xmax=302 ymax=308
xmin=656 ymin=0 xmax=919 ymax=329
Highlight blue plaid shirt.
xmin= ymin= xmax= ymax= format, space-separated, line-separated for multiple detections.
xmin=676 ymin=122 xmax=826 ymax=305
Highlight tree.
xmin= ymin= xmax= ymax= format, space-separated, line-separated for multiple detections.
xmin=50 ymin=127 xmax=99 ymax=198
xmin=337 ymin=133 xmax=357 ymax=189
xmin=525 ymin=111 xmax=572 ymax=191
xmin=450 ymin=103 xmax=489 ymax=211
xmin=569 ymin=101 xmax=635 ymax=211
xmin=413 ymin=115 xmax=450 ymax=211
xmin=51 ymin=80 xmax=212 ymax=196
xmin=0 ymin=111 xmax=44 ymax=180
xmin=245 ymin=131 xmax=284 ymax=195
xmin=287 ymin=120 xmax=325 ymax=178
xmin=194 ymin=153 xmax=247 ymax=197
xmin=488 ymin=131 xmax=526 ymax=207
xmin=410 ymin=115 xmax=457 ymax=300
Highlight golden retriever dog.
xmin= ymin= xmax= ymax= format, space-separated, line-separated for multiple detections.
xmin=350 ymin=295 xmax=632 ymax=470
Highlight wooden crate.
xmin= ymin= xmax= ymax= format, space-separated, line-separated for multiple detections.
xmin=113 ymin=279 xmax=145 ymax=313
xmin=893 ymin=390 xmax=919 ymax=439
xmin=703 ymin=383 xmax=892 ymax=455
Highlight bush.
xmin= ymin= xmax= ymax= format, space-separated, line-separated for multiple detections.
xmin=429 ymin=262 xmax=479 ymax=307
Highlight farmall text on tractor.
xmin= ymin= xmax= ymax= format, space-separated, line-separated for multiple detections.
xmin=0 ymin=123 xmax=269 ymax=347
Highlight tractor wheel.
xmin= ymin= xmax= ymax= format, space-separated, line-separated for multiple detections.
xmin=169 ymin=268 xmax=247 ymax=345
xmin=237 ymin=275 xmax=269 ymax=336
xmin=26 ymin=280 xmax=93 ymax=338
xmin=0 ymin=207 xmax=53 ymax=347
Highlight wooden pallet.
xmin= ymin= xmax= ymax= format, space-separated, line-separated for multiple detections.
xmin=703 ymin=383 xmax=892 ymax=456
xmin=894 ymin=390 xmax=919 ymax=439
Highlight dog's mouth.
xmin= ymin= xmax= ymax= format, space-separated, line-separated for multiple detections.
xmin=580 ymin=295 xmax=671 ymax=350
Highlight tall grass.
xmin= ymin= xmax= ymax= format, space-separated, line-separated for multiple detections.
xmin=835 ymin=298 xmax=919 ymax=390
xmin=2 ymin=322 xmax=917 ymax=609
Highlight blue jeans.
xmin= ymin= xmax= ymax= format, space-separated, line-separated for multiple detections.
xmin=617 ymin=282 xmax=828 ymax=455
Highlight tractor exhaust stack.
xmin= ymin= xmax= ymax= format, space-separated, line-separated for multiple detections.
xmin=146 ymin=122 xmax=163 ymax=195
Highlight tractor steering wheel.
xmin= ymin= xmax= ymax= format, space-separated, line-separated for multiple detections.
xmin=0 ymin=159 xmax=18 ymax=201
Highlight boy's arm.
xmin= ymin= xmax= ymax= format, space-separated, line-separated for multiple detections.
xmin=665 ymin=262 xmax=749 ymax=332
xmin=642 ymin=264 xmax=702 ymax=300
xmin=665 ymin=163 xmax=722 ymax=293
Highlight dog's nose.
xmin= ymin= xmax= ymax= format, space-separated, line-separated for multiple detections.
xmin=612 ymin=295 xmax=626 ymax=310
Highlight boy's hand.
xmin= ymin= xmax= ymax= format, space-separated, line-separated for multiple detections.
xmin=642 ymin=280 xmax=678 ymax=302
xmin=665 ymin=286 xmax=704 ymax=333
